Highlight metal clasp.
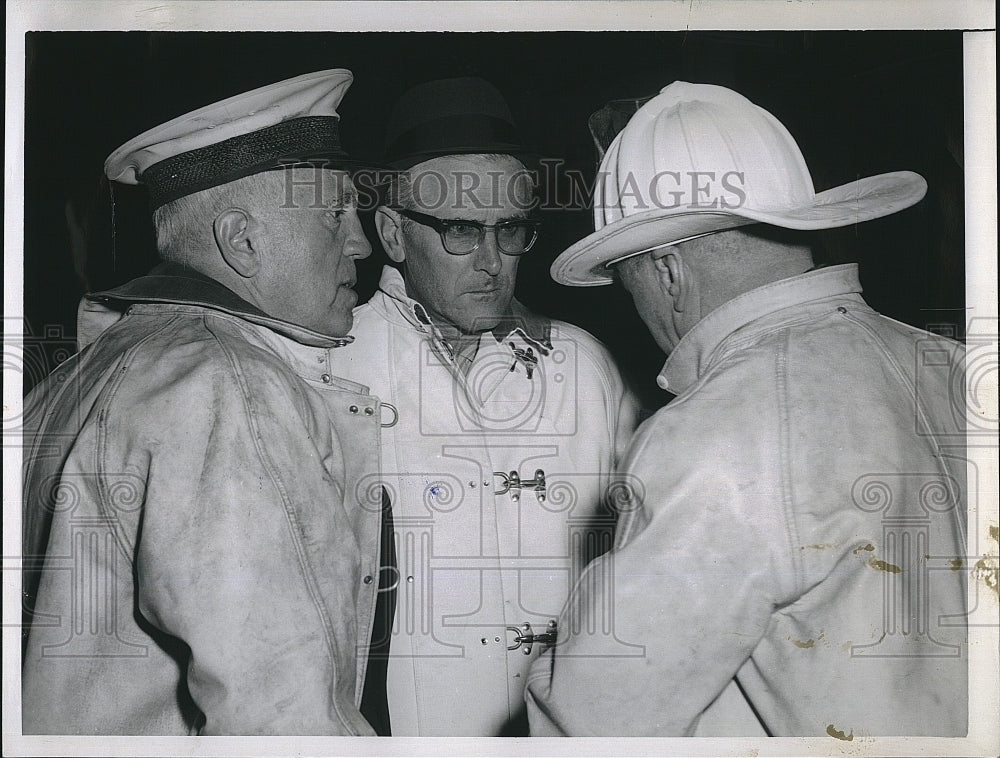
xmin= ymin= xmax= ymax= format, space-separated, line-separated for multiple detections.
xmin=376 ymin=565 xmax=400 ymax=593
xmin=493 ymin=468 xmax=546 ymax=502
xmin=380 ymin=403 xmax=398 ymax=428
xmin=505 ymin=620 xmax=558 ymax=655
xmin=508 ymin=344 xmax=538 ymax=380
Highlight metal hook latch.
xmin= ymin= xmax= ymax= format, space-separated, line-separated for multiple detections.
xmin=508 ymin=344 xmax=538 ymax=380
xmin=506 ymin=620 xmax=558 ymax=655
xmin=493 ymin=469 xmax=546 ymax=502
xmin=380 ymin=402 xmax=398 ymax=428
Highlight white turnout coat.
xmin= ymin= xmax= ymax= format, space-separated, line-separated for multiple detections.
xmin=333 ymin=266 xmax=638 ymax=735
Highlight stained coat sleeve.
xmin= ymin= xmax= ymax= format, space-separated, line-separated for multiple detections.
xmin=526 ymin=399 xmax=793 ymax=736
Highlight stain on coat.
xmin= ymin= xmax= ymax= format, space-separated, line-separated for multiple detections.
xmin=852 ymin=543 xmax=874 ymax=555
xmin=973 ymin=555 xmax=998 ymax=597
xmin=868 ymin=557 xmax=902 ymax=574
xmin=826 ymin=723 xmax=854 ymax=741
xmin=972 ymin=526 xmax=999 ymax=598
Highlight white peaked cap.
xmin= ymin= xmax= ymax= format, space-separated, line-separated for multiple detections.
xmin=105 ymin=69 xmax=357 ymax=208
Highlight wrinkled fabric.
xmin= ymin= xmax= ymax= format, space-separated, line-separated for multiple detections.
xmin=526 ymin=264 xmax=968 ymax=737
xmin=331 ymin=266 xmax=639 ymax=735
xmin=22 ymin=264 xmax=383 ymax=735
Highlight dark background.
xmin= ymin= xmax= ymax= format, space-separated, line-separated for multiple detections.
xmin=23 ymin=31 xmax=966 ymax=410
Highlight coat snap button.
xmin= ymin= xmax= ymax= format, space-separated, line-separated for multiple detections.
xmin=321 ymin=373 xmax=332 ymax=384
xmin=364 ymin=407 xmax=375 ymax=416
xmin=349 ymin=405 xmax=359 ymax=414
xmin=837 ymin=306 xmax=847 ymax=314
xmin=363 ymin=575 xmax=373 ymax=584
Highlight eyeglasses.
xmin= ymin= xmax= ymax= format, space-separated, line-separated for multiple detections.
xmin=396 ymin=208 xmax=540 ymax=256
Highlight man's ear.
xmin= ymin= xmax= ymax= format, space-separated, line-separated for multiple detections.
xmin=214 ymin=208 xmax=261 ymax=278
xmin=651 ymin=248 xmax=688 ymax=312
xmin=375 ymin=206 xmax=407 ymax=264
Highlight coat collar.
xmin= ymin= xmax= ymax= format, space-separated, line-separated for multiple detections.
xmin=86 ymin=262 xmax=354 ymax=349
xmin=373 ymin=265 xmax=552 ymax=358
xmin=658 ymin=264 xmax=864 ymax=395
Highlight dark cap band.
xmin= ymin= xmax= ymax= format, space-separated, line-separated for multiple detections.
xmin=141 ymin=115 xmax=352 ymax=209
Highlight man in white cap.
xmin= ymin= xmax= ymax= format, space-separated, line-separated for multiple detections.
xmin=331 ymin=77 xmax=639 ymax=736
xmin=21 ymin=70 xmax=387 ymax=735
xmin=526 ymin=82 xmax=967 ymax=736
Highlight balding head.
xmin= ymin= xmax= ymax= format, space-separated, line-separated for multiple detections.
xmin=615 ymin=225 xmax=814 ymax=354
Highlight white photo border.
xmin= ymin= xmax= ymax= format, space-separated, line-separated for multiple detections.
xmin=4 ymin=3 xmax=997 ymax=756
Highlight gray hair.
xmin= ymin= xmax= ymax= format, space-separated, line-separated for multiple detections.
xmin=152 ymin=171 xmax=287 ymax=264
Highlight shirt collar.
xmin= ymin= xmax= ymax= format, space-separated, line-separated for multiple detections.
xmin=658 ymin=263 xmax=863 ymax=395
xmin=86 ymin=262 xmax=354 ymax=349
xmin=374 ymin=265 xmax=552 ymax=359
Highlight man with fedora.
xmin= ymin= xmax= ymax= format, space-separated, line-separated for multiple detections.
xmin=21 ymin=70 xmax=389 ymax=735
xmin=332 ymin=76 xmax=639 ymax=736
xmin=526 ymin=81 xmax=967 ymax=736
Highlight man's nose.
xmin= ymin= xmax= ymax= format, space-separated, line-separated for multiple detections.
xmin=472 ymin=228 xmax=502 ymax=275
xmin=344 ymin=210 xmax=372 ymax=260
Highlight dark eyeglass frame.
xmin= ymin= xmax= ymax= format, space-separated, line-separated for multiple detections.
xmin=395 ymin=208 xmax=540 ymax=256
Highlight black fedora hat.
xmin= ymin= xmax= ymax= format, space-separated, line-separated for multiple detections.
xmin=383 ymin=76 xmax=532 ymax=169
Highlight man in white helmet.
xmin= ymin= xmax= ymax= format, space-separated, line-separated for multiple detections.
xmin=525 ymin=82 xmax=967 ymax=737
